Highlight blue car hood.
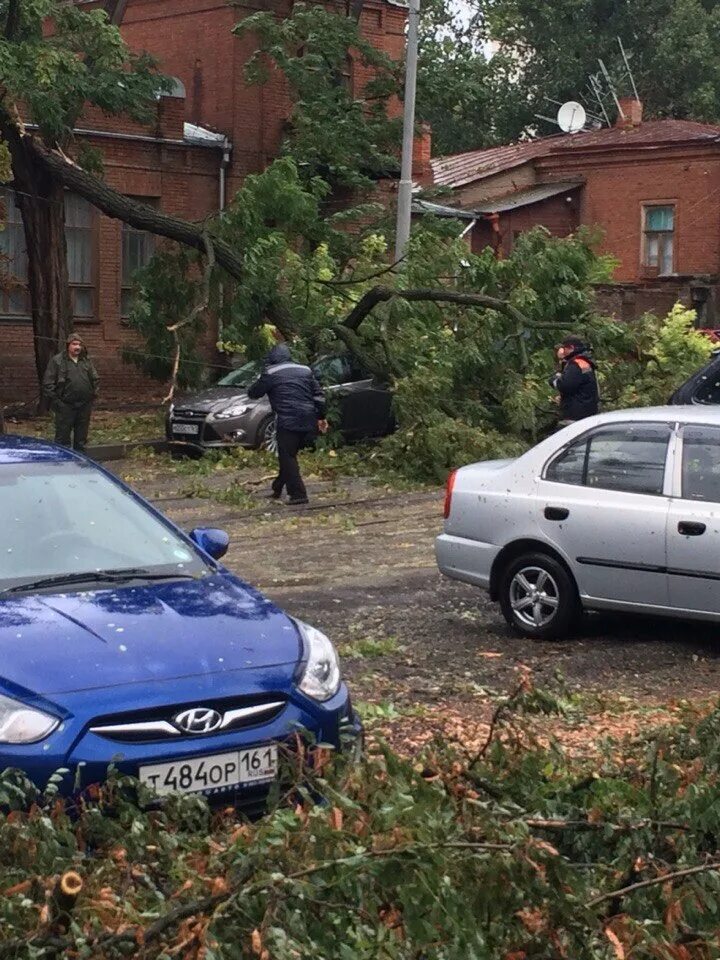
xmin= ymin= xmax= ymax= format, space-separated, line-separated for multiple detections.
xmin=0 ymin=576 xmax=301 ymax=696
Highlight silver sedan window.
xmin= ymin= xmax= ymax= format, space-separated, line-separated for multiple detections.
xmin=682 ymin=426 xmax=720 ymax=502
xmin=546 ymin=423 xmax=672 ymax=495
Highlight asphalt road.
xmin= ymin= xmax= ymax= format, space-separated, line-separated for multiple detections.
xmin=118 ymin=457 xmax=720 ymax=727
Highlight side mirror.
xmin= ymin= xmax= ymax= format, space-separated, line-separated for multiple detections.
xmin=189 ymin=527 xmax=230 ymax=560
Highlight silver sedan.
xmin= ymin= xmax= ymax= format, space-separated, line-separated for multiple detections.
xmin=436 ymin=406 xmax=720 ymax=639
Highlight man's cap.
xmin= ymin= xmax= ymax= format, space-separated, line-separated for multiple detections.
xmin=66 ymin=332 xmax=84 ymax=345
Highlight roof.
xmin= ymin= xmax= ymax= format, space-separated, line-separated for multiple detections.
xmin=411 ymin=199 xmax=476 ymax=220
xmin=580 ymin=405 xmax=720 ymax=426
xmin=183 ymin=123 xmax=229 ymax=148
xmin=430 ymin=138 xmax=557 ymax=190
xmin=477 ymin=180 xmax=584 ymax=213
xmin=431 ymin=119 xmax=720 ymax=189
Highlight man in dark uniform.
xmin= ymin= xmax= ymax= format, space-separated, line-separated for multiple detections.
xmin=550 ymin=335 xmax=599 ymax=427
xmin=43 ymin=332 xmax=99 ymax=453
xmin=248 ymin=343 xmax=328 ymax=505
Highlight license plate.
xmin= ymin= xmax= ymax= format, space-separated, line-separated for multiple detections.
xmin=139 ymin=745 xmax=278 ymax=797
xmin=172 ymin=422 xmax=200 ymax=436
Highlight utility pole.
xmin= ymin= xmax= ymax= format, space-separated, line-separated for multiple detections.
xmin=394 ymin=0 xmax=420 ymax=264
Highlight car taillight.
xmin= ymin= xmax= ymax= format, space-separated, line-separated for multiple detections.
xmin=443 ymin=469 xmax=457 ymax=520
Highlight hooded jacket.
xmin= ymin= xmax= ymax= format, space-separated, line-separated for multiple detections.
xmin=247 ymin=344 xmax=326 ymax=433
xmin=555 ymin=346 xmax=599 ymax=421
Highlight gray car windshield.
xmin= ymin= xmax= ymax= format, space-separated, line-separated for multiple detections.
xmin=0 ymin=461 xmax=207 ymax=591
xmin=216 ymin=361 xmax=260 ymax=388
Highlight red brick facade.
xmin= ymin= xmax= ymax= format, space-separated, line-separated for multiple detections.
xmin=1 ymin=0 xmax=407 ymax=406
xmin=431 ymin=109 xmax=720 ymax=325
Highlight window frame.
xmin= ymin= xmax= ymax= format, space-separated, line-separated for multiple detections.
xmin=120 ymin=200 xmax=157 ymax=321
xmin=65 ymin=192 xmax=99 ymax=323
xmin=0 ymin=188 xmax=31 ymax=321
xmin=543 ymin=420 xmax=676 ymax=498
xmin=641 ymin=202 xmax=676 ymax=276
xmin=675 ymin=423 xmax=720 ymax=503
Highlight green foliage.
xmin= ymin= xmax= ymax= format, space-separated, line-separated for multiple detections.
xmin=605 ymin=303 xmax=715 ymax=409
xmin=0 ymin=0 xmax=169 ymax=146
xmin=235 ymin=2 xmax=400 ymax=189
xmin=123 ymin=247 xmax=207 ymax=388
xmin=482 ymin=0 xmax=720 ymax=137
xmin=4 ymin=685 xmax=720 ymax=957
xmin=417 ymin=0 xmax=527 ymax=154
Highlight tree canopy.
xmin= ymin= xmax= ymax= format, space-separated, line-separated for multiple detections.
xmin=235 ymin=2 xmax=401 ymax=190
xmin=417 ymin=0 xmax=720 ymax=154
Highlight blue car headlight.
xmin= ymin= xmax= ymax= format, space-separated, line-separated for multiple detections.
xmin=295 ymin=621 xmax=341 ymax=702
xmin=0 ymin=694 xmax=59 ymax=744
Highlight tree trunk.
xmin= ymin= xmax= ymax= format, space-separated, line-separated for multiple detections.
xmin=4 ymin=123 xmax=72 ymax=403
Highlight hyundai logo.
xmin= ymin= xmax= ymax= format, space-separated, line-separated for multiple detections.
xmin=174 ymin=707 xmax=223 ymax=735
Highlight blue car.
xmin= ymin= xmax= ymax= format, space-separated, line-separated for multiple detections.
xmin=0 ymin=436 xmax=360 ymax=809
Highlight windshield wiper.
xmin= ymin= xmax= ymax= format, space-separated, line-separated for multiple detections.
xmin=2 ymin=567 xmax=199 ymax=596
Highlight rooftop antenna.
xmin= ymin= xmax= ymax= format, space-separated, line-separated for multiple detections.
xmin=586 ymin=75 xmax=612 ymax=126
xmin=557 ymin=100 xmax=587 ymax=133
xmin=598 ymin=58 xmax=625 ymax=118
xmin=616 ymin=37 xmax=640 ymax=102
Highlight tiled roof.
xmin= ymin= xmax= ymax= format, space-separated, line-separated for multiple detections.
xmin=431 ymin=119 xmax=720 ymax=189
xmin=430 ymin=138 xmax=559 ymax=189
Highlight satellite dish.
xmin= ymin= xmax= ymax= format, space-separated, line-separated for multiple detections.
xmin=557 ymin=101 xmax=586 ymax=133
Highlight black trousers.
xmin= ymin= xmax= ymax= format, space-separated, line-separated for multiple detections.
xmin=273 ymin=428 xmax=314 ymax=500
xmin=54 ymin=401 xmax=93 ymax=452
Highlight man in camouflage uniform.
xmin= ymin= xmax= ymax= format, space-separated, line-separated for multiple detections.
xmin=43 ymin=333 xmax=99 ymax=453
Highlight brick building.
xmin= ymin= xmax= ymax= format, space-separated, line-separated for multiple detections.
xmin=0 ymin=0 xmax=407 ymax=406
xmin=425 ymin=99 xmax=720 ymax=325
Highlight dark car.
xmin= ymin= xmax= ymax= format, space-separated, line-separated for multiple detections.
xmin=670 ymin=350 xmax=720 ymax=405
xmin=167 ymin=354 xmax=394 ymax=454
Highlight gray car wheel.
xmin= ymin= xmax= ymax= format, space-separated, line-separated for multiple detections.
xmin=499 ymin=552 xmax=579 ymax=640
xmin=257 ymin=416 xmax=278 ymax=454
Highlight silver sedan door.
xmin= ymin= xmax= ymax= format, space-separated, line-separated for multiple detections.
xmin=536 ymin=422 xmax=673 ymax=608
xmin=667 ymin=423 xmax=720 ymax=616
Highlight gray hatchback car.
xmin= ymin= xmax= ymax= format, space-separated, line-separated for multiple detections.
xmin=437 ymin=406 xmax=720 ymax=639
xmin=167 ymin=355 xmax=394 ymax=454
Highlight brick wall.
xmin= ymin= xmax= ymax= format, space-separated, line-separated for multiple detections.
xmin=537 ymin=146 xmax=720 ymax=284
xmin=471 ymin=192 xmax=579 ymax=256
xmin=1 ymin=0 xmax=407 ymax=406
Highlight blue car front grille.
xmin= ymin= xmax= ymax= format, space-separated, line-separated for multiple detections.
xmin=89 ymin=696 xmax=287 ymax=743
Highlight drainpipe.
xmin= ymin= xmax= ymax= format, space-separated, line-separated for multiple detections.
xmin=459 ymin=218 xmax=477 ymax=240
xmin=219 ymin=137 xmax=231 ymax=212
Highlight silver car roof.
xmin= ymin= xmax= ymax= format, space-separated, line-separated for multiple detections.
xmin=582 ymin=406 xmax=720 ymax=426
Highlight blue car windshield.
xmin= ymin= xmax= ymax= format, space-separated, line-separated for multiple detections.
xmin=0 ymin=461 xmax=208 ymax=590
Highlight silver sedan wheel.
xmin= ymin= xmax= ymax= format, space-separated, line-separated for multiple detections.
xmin=509 ymin=566 xmax=560 ymax=629
xmin=261 ymin=418 xmax=278 ymax=454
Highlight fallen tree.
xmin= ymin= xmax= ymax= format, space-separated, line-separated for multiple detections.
xmin=1 ymin=676 xmax=720 ymax=958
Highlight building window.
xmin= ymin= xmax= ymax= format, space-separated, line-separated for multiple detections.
xmin=121 ymin=220 xmax=155 ymax=319
xmin=0 ymin=189 xmax=30 ymax=319
xmin=643 ymin=204 xmax=674 ymax=275
xmin=65 ymin=193 xmax=95 ymax=319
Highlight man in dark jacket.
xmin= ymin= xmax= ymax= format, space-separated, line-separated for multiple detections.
xmin=43 ymin=333 xmax=99 ymax=453
xmin=248 ymin=343 xmax=328 ymax=505
xmin=550 ymin=335 xmax=599 ymax=426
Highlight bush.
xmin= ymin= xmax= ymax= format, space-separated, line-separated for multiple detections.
xmin=379 ymin=414 xmax=525 ymax=483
